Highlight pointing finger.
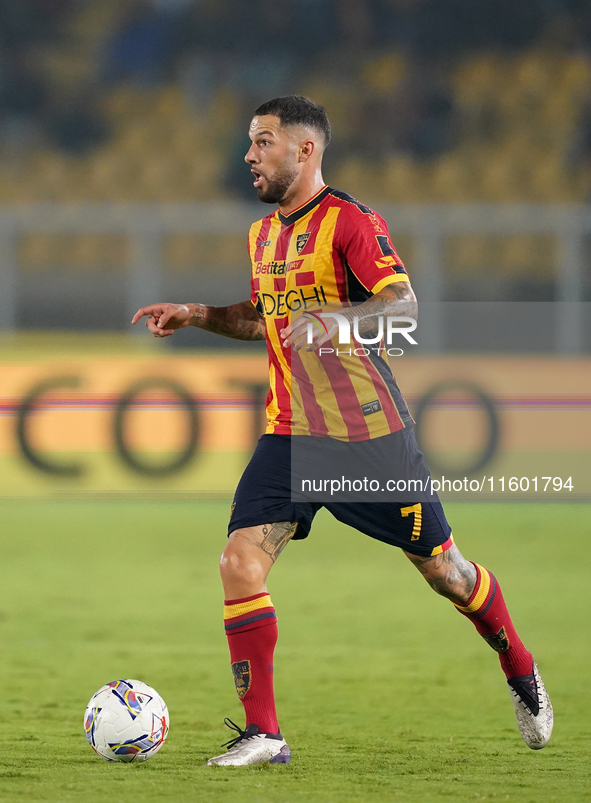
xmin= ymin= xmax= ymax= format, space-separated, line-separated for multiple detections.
xmin=131 ymin=307 xmax=148 ymax=325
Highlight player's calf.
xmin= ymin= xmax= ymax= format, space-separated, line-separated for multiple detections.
xmin=406 ymin=545 xmax=533 ymax=677
xmin=406 ymin=543 xmax=553 ymax=748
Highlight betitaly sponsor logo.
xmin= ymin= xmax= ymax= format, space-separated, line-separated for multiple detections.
xmin=254 ymin=259 xmax=305 ymax=276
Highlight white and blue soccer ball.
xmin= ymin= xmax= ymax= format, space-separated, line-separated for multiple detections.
xmin=84 ymin=679 xmax=169 ymax=762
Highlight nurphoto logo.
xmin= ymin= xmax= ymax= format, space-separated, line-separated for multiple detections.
xmin=303 ymin=312 xmax=417 ymax=356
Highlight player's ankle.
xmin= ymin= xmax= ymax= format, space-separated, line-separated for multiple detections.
xmin=500 ymin=644 xmax=533 ymax=679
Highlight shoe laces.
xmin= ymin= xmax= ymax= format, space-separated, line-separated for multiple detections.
xmin=509 ymin=674 xmax=540 ymax=716
xmin=221 ymin=717 xmax=254 ymax=750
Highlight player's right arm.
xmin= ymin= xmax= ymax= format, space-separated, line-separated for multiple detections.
xmin=131 ymin=301 xmax=266 ymax=341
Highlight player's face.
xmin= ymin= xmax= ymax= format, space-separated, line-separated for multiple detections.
xmin=245 ymin=115 xmax=299 ymax=204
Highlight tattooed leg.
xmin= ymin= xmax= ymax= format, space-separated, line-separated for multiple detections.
xmin=259 ymin=522 xmax=298 ymax=562
xmin=404 ymin=544 xmax=477 ymax=605
xmin=220 ymin=522 xmax=297 ymax=599
xmin=406 ymin=547 xmax=543 ymax=692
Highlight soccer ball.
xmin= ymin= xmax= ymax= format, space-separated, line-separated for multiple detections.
xmin=84 ymin=679 xmax=169 ymax=762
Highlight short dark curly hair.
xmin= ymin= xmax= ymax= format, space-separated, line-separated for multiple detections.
xmin=254 ymin=95 xmax=331 ymax=148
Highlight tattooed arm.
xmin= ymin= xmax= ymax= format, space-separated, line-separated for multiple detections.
xmin=132 ymin=300 xmax=266 ymax=341
xmin=281 ymin=279 xmax=417 ymax=350
xmin=340 ymin=281 xmax=417 ymax=338
xmin=188 ymin=301 xmax=265 ymax=341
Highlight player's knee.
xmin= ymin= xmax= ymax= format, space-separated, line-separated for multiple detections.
xmin=219 ymin=539 xmax=266 ymax=588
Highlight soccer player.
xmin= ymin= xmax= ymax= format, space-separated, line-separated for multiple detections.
xmin=132 ymin=96 xmax=553 ymax=766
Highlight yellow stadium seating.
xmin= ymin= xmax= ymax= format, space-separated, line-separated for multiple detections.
xmin=382 ymin=156 xmax=427 ymax=203
xmin=0 ymin=23 xmax=589 ymax=211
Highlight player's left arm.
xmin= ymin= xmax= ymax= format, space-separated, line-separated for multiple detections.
xmin=283 ymin=280 xmax=416 ymax=350
xmin=283 ymin=205 xmax=417 ymax=350
xmin=347 ymin=279 xmax=417 ymax=335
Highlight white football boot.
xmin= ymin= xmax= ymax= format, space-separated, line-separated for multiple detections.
xmin=507 ymin=660 xmax=553 ymax=749
xmin=207 ymin=719 xmax=291 ymax=767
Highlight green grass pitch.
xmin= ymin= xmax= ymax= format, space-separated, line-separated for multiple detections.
xmin=0 ymin=500 xmax=589 ymax=802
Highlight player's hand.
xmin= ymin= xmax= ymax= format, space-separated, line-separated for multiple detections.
xmin=280 ymin=311 xmax=338 ymax=352
xmin=131 ymin=303 xmax=191 ymax=337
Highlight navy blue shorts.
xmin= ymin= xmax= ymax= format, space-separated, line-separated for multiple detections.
xmin=228 ymin=429 xmax=453 ymax=557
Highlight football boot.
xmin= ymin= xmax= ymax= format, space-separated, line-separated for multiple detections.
xmin=507 ymin=660 xmax=553 ymax=749
xmin=207 ymin=719 xmax=291 ymax=766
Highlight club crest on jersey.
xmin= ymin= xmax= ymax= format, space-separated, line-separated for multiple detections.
xmin=231 ymin=661 xmax=251 ymax=699
xmin=296 ymin=232 xmax=311 ymax=254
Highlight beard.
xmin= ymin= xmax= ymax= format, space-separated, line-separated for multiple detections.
xmin=257 ymin=161 xmax=298 ymax=204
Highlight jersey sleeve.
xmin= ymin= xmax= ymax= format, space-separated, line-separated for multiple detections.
xmin=335 ymin=206 xmax=409 ymax=294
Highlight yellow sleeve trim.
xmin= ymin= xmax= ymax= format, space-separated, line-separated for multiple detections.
xmin=224 ymin=594 xmax=272 ymax=620
xmin=371 ymin=273 xmax=410 ymax=294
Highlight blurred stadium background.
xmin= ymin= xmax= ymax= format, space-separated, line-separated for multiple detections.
xmin=0 ymin=0 xmax=590 ymax=499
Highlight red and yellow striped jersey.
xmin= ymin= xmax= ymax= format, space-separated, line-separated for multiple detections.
xmin=248 ymin=185 xmax=413 ymax=441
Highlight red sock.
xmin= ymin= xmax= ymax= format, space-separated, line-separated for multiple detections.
xmin=453 ymin=563 xmax=533 ymax=679
xmin=224 ymin=592 xmax=279 ymax=734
